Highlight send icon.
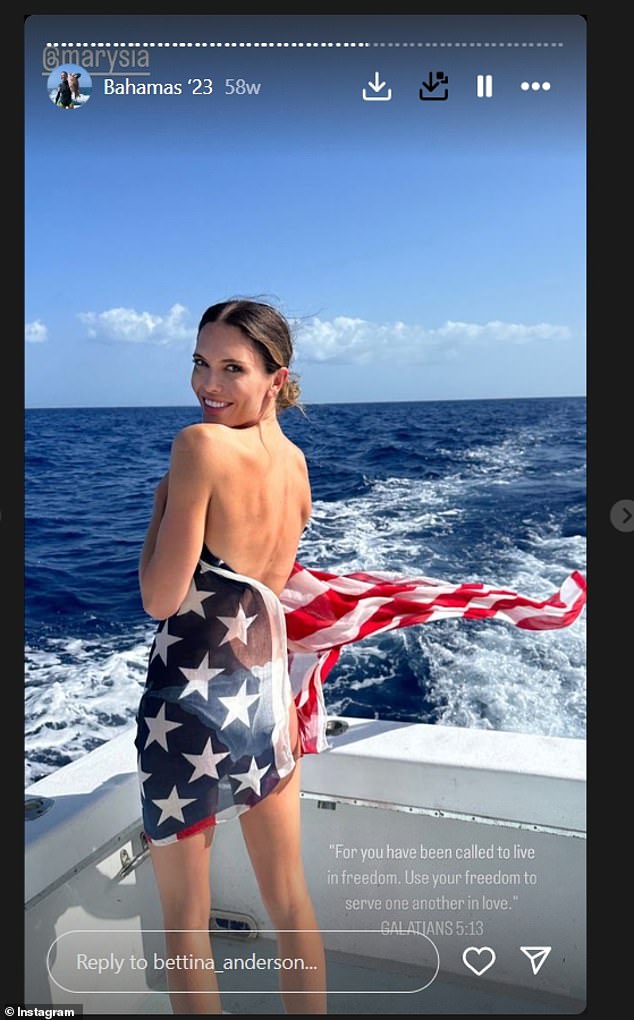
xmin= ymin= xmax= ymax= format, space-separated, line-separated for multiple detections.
xmin=520 ymin=946 xmax=552 ymax=975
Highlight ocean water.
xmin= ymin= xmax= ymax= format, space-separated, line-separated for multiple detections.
xmin=48 ymin=88 xmax=93 ymax=106
xmin=25 ymin=397 xmax=586 ymax=787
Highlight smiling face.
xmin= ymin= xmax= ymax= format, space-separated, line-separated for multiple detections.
xmin=192 ymin=321 xmax=288 ymax=428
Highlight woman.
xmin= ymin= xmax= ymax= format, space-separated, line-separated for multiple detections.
xmin=136 ymin=299 xmax=327 ymax=1014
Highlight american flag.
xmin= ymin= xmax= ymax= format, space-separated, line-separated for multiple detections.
xmin=280 ymin=564 xmax=587 ymax=755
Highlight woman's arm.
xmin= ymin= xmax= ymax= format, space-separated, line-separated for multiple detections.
xmin=138 ymin=471 xmax=169 ymax=589
xmin=138 ymin=426 xmax=214 ymax=620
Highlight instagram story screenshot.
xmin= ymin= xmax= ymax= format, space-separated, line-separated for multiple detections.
xmin=23 ymin=13 xmax=587 ymax=1016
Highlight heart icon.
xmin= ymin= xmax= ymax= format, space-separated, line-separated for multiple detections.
xmin=462 ymin=946 xmax=496 ymax=976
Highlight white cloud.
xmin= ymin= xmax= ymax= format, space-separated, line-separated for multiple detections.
xmin=293 ymin=316 xmax=571 ymax=365
xmin=77 ymin=303 xmax=192 ymax=346
xmin=25 ymin=319 xmax=48 ymax=344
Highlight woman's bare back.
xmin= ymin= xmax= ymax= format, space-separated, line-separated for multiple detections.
xmin=202 ymin=423 xmax=311 ymax=597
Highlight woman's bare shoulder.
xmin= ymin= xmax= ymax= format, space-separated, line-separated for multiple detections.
xmin=284 ymin=434 xmax=309 ymax=470
xmin=173 ymin=423 xmax=234 ymax=458
xmin=175 ymin=423 xmax=307 ymax=476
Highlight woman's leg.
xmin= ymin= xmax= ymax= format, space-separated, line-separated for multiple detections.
xmin=239 ymin=699 xmax=327 ymax=1014
xmin=149 ymin=825 xmax=222 ymax=1014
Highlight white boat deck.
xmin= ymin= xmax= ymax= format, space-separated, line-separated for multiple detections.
xmin=26 ymin=717 xmax=586 ymax=1015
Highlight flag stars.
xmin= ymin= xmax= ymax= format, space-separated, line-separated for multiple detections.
xmin=143 ymin=702 xmax=183 ymax=751
xmin=217 ymin=603 xmax=257 ymax=645
xmin=152 ymin=785 xmax=197 ymax=826
xmin=150 ymin=620 xmax=183 ymax=666
xmin=138 ymin=766 xmax=152 ymax=798
xmin=177 ymin=582 xmax=216 ymax=618
xmin=231 ymin=757 xmax=271 ymax=797
xmin=182 ymin=738 xmax=230 ymax=782
xmin=178 ymin=653 xmax=224 ymax=700
xmin=219 ymin=680 xmax=260 ymax=729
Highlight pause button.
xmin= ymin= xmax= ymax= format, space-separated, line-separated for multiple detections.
xmin=476 ymin=74 xmax=493 ymax=98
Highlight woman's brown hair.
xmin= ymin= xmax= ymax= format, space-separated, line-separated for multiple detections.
xmin=197 ymin=299 xmax=304 ymax=415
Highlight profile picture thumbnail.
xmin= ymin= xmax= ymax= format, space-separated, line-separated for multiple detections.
xmin=48 ymin=65 xmax=92 ymax=110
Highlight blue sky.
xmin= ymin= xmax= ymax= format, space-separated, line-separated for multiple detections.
xmin=25 ymin=14 xmax=586 ymax=407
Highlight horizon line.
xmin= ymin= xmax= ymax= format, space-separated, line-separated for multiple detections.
xmin=25 ymin=393 xmax=585 ymax=411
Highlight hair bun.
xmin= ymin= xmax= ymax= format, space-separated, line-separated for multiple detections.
xmin=277 ymin=372 xmax=302 ymax=412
